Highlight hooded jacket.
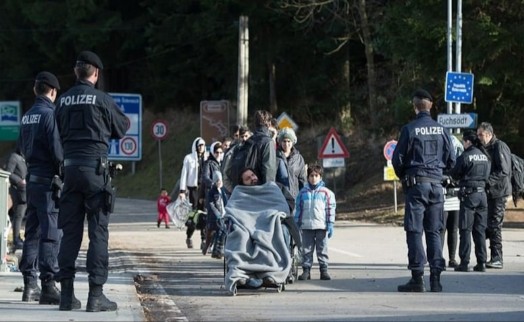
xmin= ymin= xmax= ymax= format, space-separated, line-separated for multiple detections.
xmin=179 ymin=137 xmax=207 ymax=191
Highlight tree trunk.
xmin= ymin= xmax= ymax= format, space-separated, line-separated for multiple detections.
xmin=358 ymin=0 xmax=379 ymax=130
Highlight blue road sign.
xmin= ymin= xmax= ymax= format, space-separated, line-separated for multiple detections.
xmin=445 ymin=72 xmax=474 ymax=104
xmin=109 ymin=93 xmax=142 ymax=161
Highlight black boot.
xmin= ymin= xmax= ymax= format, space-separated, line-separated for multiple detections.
xmin=39 ymin=280 xmax=61 ymax=305
xmin=59 ymin=279 xmax=81 ymax=311
xmin=320 ymin=268 xmax=331 ymax=280
xmin=430 ymin=269 xmax=442 ymax=292
xmin=86 ymin=284 xmax=117 ymax=312
xmin=398 ymin=270 xmax=425 ymax=292
xmin=298 ymin=268 xmax=311 ymax=280
xmin=22 ymin=277 xmax=40 ymax=302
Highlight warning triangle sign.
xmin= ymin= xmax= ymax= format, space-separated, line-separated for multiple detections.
xmin=318 ymin=127 xmax=350 ymax=159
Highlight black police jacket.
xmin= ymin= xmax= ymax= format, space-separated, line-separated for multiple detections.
xmin=392 ymin=111 xmax=456 ymax=180
xmin=55 ymin=80 xmax=127 ymax=159
xmin=484 ymin=136 xmax=512 ymax=198
xmin=19 ymin=95 xmax=63 ymax=177
xmin=450 ymin=145 xmax=490 ymax=188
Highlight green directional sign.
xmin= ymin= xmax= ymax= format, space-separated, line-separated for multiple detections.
xmin=0 ymin=101 xmax=21 ymax=141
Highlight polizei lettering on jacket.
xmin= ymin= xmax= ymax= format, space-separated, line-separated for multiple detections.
xmin=414 ymin=127 xmax=444 ymax=135
xmin=21 ymin=114 xmax=41 ymax=125
xmin=469 ymin=154 xmax=489 ymax=162
xmin=60 ymin=94 xmax=97 ymax=106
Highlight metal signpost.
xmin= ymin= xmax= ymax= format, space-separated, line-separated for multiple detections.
xmin=445 ymin=71 xmax=474 ymax=104
xmin=151 ymin=120 xmax=168 ymax=189
xmin=109 ymin=93 xmax=142 ymax=175
xmin=318 ymin=128 xmax=350 ymax=195
xmin=383 ymin=140 xmax=399 ymax=213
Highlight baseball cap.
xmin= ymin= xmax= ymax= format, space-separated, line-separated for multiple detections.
xmin=412 ymin=88 xmax=433 ymax=102
xmin=76 ymin=50 xmax=104 ymax=69
xmin=35 ymin=71 xmax=60 ymax=90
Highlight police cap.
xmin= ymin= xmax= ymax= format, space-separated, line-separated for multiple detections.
xmin=412 ymin=88 xmax=433 ymax=102
xmin=462 ymin=130 xmax=477 ymax=143
xmin=35 ymin=71 xmax=60 ymax=90
xmin=76 ymin=50 xmax=104 ymax=70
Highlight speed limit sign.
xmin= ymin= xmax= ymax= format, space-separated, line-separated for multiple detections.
xmin=151 ymin=120 xmax=168 ymax=140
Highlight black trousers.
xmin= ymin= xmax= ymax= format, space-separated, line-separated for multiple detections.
xmin=458 ymin=192 xmax=487 ymax=264
xmin=55 ymin=165 xmax=110 ymax=286
xmin=486 ymin=196 xmax=507 ymax=262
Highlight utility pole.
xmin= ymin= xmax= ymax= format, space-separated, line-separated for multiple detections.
xmin=237 ymin=16 xmax=249 ymax=127
xmin=447 ymin=0 xmax=464 ymax=134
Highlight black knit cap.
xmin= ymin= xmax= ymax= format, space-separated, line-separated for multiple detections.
xmin=35 ymin=71 xmax=60 ymax=90
xmin=76 ymin=50 xmax=104 ymax=69
xmin=412 ymin=88 xmax=433 ymax=102
xmin=462 ymin=130 xmax=477 ymax=143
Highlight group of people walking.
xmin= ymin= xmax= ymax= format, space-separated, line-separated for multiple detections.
xmin=393 ymin=89 xmax=512 ymax=293
xmin=173 ymin=110 xmax=337 ymax=280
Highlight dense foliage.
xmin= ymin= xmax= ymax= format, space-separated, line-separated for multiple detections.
xmin=0 ymin=0 xmax=522 ymax=151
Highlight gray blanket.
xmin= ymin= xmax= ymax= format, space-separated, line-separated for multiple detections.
xmin=224 ymin=182 xmax=292 ymax=292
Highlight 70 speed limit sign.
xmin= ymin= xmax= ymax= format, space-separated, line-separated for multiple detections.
xmin=151 ymin=120 xmax=168 ymax=140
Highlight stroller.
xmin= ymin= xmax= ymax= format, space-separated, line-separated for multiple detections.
xmin=222 ymin=182 xmax=301 ymax=296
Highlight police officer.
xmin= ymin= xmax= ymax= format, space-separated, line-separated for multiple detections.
xmin=392 ymin=89 xmax=456 ymax=293
xmin=54 ymin=51 xmax=127 ymax=312
xmin=18 ymin=71 xmax=63 ymax=304
xmin=449 ymin=130 xmax=490 ymax=272
xmin=476 ymin=122 xmax=511 ymax=269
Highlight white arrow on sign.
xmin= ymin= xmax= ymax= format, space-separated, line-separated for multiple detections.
xmin=437 ymin=113 xmax=477 ymax=129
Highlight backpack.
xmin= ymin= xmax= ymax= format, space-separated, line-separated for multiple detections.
xmin=221 ymin=138 xmax=258 ymax=193
xmin=510 ymin=153 xmax=524 ymax=207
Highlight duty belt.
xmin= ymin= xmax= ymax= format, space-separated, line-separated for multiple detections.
xmin=29 ymin=174 xmax=52 ymax=185
xmin=415 ymin=177 xmax=441 ymax=184
xmin=63 ymin=159 xmax=99 ymax=168
xmin=461 ymin=187 xmax=485 ymax=193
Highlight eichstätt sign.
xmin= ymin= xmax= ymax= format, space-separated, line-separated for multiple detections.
xmin=445 ymin=72 xmax=474 ymax=104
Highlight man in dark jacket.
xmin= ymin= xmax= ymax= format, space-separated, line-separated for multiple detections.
xmin=5 ymin=149 xmax=27 ymax=250
xmin=55 ymin=51 xmax=128 ymax=311
xmin=249 ymin=110 xmax=277 ymax=184
xmin=18 ymin=71 xmax=63 ymax=305
xmin=476 ymin=122 xmax=512 ymax=269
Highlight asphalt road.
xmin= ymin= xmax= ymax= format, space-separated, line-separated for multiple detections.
xmin=109 ymin=198 xmax=524 ymax=321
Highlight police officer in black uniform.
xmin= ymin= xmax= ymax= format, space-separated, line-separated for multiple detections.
xmin=449 ymin=130 xmax=490 ymax=272
xmin=18 ymin=71 xmax=63 ymax=304
xmin=54 ymin=51 xmax=127 ymax=312
xmin=392 ymin=89 xmax=456 ymax=293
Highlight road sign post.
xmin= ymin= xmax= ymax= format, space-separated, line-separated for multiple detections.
xmin=318 ymin=128 xmax=349 ymax=196
xmin=109 ymin=93 xmax=142 ymax=163
xmin=437 ymin=113 xmax=477 ymax=128
xmin=383 ymin=141 xmax=399 ymax=213
xmin=445 ymin=72 xmax=474 ymax=104
xmin=151 ymin=120 xmax=169 ymax=189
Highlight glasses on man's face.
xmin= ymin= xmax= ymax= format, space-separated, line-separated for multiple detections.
xmin=216 ymin=150 xmax=224 ymax=154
